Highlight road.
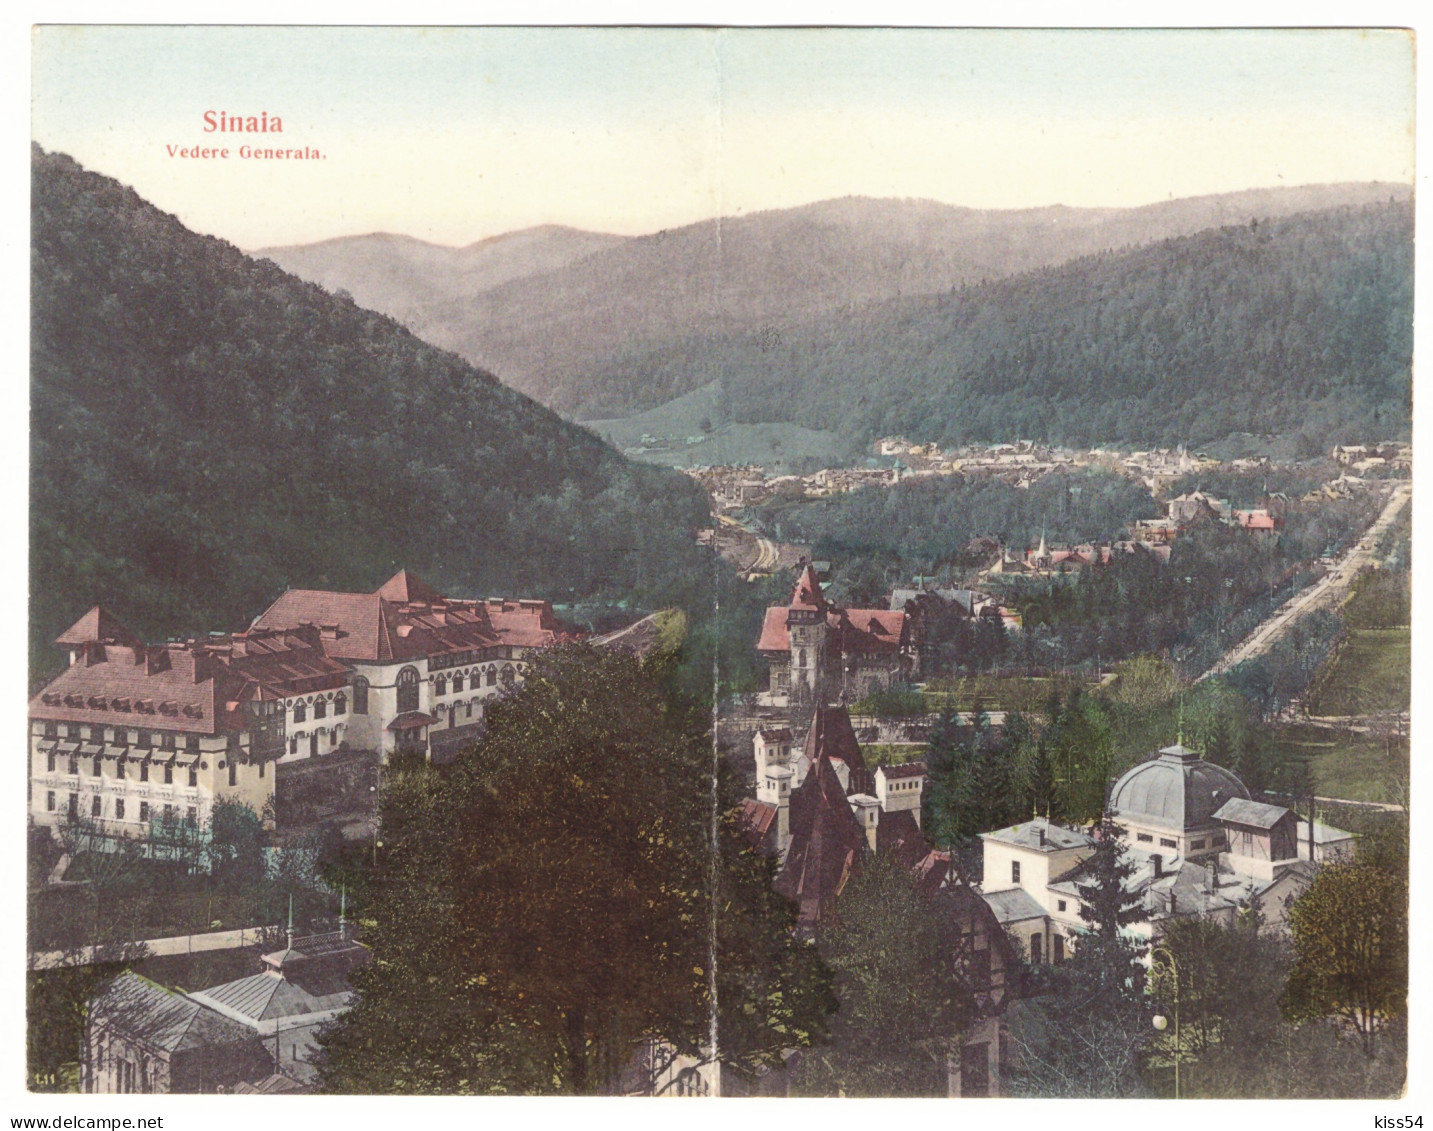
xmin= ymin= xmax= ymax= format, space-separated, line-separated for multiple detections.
xmin=716 ymin=513 xmax=780 ymax=575
xmin=1198 ymin=482 xmax=1410 ymax=681
xmin=29 ymin=924 xmax=272 ymax=970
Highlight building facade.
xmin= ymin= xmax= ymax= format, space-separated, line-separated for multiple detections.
xmin=978 ymin=743 xmax=1357 ymax=960
xmin=29 ymin=571 xmax=568 ymax=837
xmin=756 ymin=563 xmax=915 ymax=709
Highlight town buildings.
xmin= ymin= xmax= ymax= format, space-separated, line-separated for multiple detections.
xmin=83 ymin=921 xmax=368 ymax=1093
xmin=978 ymin=742 xmax=1356 ymax=962
xmin=737 ymin=704 xmax=1015 ymax=1097
xmin=756 ymin=563 xmax=915 ymax=709
xmin=28 ymin=571 xmax=568 ymax=838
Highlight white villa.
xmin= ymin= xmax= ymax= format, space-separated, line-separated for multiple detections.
xmin=979 ymin=743 xmax=1357 ymax=962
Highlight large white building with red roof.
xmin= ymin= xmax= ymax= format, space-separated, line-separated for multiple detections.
xmin=756 ymin=563 xmax=916 ymax=709
xmin=28 ymin=571 xmax=569 ymax=837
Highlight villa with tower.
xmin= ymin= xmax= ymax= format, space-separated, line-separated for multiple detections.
xmin=756 ymin=562 xmax=917 ymax=710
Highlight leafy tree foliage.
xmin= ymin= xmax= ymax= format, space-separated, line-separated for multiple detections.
xmin=1148 ymin=912 xmax=1290 ymax=1060
xmin=792 ymin=855 xmax=974 ymax=1096
xmin=314 ymin=646 xmax=833 ymax=1094
xmin=1284 ymin=863 xmax=1407 ymax=1056
xmin=204 ymin=798 xmax=265 ymax=887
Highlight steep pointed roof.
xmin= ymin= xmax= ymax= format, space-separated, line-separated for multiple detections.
xmin=790 ymin=562 xmax=827 ymax=611
xmin=373 ymin=569 xmax=443 ymax=605
xmin=802 ymin=706 xmax=872 ymax=796
xmin=775 ymin=753 xmax=866 ymax=928
xmin=55 ymin=606 xmax=141 ymax=648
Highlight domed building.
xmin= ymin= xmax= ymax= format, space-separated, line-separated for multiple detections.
xmin=1107 ymin=742 xmax=1251 ymax=861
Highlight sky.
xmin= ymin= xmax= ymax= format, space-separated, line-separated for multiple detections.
xmin=30 ymin=25 xmax=1416 ymax=249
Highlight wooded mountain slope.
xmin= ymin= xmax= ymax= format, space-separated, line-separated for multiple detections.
xmin=258 ymin=183 xmax=1409 ymax=418
xmin=599 ymin=202 xmax=1411 ymax=451
xmin=30 ymin=147 xmax=709 ymax=675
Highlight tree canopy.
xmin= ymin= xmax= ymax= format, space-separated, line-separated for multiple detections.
xmin=314 ymin=645 xmax=833 ymax=1094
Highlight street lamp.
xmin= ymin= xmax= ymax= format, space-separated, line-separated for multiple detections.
xmin=1150 ymin=946 xmax=1181 ymax=1099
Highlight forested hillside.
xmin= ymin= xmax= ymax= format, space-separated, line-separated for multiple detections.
xmin=261 ymin=184 xmax=1408 ymax=419
xmin=29 ymin=147 xmax=711 ymax=676
xmin=588 ymin=203 xmax=1411 ymax=451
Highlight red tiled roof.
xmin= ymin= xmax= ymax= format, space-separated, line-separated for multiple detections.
xmin=373 ymin=569 xmax=443 ymax=605
xmin=756 ymin=606 xmax=792 ymax=653
xmin=828 ymin=608 xmax=907 ymax=656
xmin=913 ymin=849 xmax=951 ymax=897
xmin=790 ymin=564 xmax=827 ymax=612
xmin=28 ymin=626 xmax=348 ymax=734
xmin=253 ymin=578 xmax=561 ymax=663
xmin=55 ymin=606 xmax=142 ymax=648
xmin=252 ymin=590 xmax=397 ymax=661
xmin=736 ymin=798 xmax=778 ymax=849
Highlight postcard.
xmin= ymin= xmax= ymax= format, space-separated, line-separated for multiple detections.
xmin=16 ymin=19 xmax=1417 ymax=1121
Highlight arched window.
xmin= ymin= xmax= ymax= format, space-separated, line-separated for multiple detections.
xmin=397 ymin=667 xmax=420 ymax=713
xmin=352 ymin=678 xmax=368 ymax=715
xmin=453 ymin=674 xmax=464 ymax=693
xmin=500 ymin=664 xmax=515 ymax=687
xmin=334 ymin=692 xmax=347 ymax=716
xmin=486 ymin=668 xmax=496 ymax=687
xmin=314 ymin=698 xmax=327 ymax=720
xmin=435 ymin=675 xmax=447 ymax=697
xmin=293 ymin=701 xmax=307 ymax=724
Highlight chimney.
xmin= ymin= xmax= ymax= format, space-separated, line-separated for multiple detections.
xmin=1037 ymin=826 xmax=1046 ymax=847
xmin=849 ymin=795 xmax=880 ymax=853
xmin=1152 ymin=852 xmax=1163 ymax=878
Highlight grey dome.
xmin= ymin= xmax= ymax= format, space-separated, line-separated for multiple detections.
xmin=1109 ymin=744 xmax=1251 ymax=833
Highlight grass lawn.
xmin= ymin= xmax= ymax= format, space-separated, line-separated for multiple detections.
xmin=860 ymin=743 xmax=928 ymax=768
xmin=1305 ymin=627 xmax=1410 ymax=716
xmin=923 ymin=674 xmax=1088 ymax=715
xmin=1266 ymin=722 xmax=1408 ymax=805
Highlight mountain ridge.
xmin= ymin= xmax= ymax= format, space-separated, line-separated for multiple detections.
xmin=257 ymin=181 xmax=1412 ymax=417
xmin=30 ymin=145 xmax=709 ymax=674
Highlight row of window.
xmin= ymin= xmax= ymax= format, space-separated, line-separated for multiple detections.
xmin=46 ymin=751 xmax=199 ymax=787
xmin=291 ymin=693 xmax=347 ymax=724
xmin=1135 ymin=833 xmax=1181 ymax=849
xmin=1029 ymin=932 xmax=1066 ymax=964
xmin=433 ymin=667 xmax=512 ymax=697
xmin=42 ymin=723 xmax=201 ymax=751
xmin=47 ymin=791 xmax=196 ymax=826
xmin=288 ymin=730 xmax=341 ymax=756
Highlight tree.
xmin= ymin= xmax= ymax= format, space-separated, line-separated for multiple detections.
xmin=793 ymin=855 xmax=974 ymax=1096
xmin=1074 ymin=815 xmax=1145 ymax=940
xmin=1148 ymin=911 xmax=1290 ymax=1063
xmin=205 ymin=798 xmax=265 ymax=887
xmin=315 ymin=645 xmax=833 ymax=1094
xmin=1284 ymin=863 xmax=1407 ymax=1056
xmin=1006 ymin=814 xmax=1151 ymax=1098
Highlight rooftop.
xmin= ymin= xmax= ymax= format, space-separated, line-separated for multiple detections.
xmin=980 ymin=817 xmax=1095 ymax=852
